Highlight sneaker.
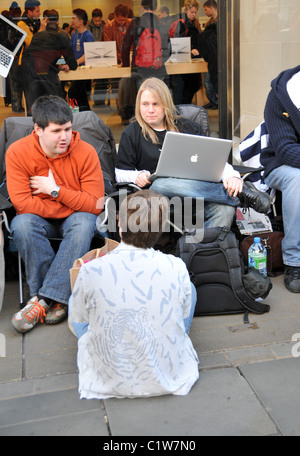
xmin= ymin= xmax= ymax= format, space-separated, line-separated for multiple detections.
xmin=12 ymin=296 xmax=49 ymax=333
xmin=45 ymin=302 xmax=68 ymax=325
xmin=238 ymin=181 xmax=271 ymax=214
xmin=284 ymin=267 xmax=300 ymax=293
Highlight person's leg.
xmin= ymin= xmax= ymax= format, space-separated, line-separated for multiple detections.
xmin=150 ymin=177 xmax=238 ymax=206
xmin=265 ymin=165 xmax=300 ymax=267
xmin=184 ymin=282 xmax=197 ymax=334
xmin=11 ymin=214 xmax=59 ymax=298
xmin=204 ymin=202 xmax=236 ymax=229
xmin=38 ymin=212 xmax=97 ymax=304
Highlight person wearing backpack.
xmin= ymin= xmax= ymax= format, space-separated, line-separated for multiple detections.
xmin=121 ymin=0 xmax=170 ymax=83
xmin=119 ymin=0 xmax=170 ymax=124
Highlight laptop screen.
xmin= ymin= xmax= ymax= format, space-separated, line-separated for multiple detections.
xmin=0 ymin=16 xmax=25 ymax=54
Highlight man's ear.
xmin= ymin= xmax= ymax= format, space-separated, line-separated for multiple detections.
xmin=34 ymin=123 xmax=43 ymax=137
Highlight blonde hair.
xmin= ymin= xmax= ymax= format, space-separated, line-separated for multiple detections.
xmin=135 ymin=78 xmax=179 ymax=144
xmin=184 ymin=0 xmax=199 ymax=10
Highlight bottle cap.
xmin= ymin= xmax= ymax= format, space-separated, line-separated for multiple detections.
xmin=254 ymin=237 xmax=261 ymax=243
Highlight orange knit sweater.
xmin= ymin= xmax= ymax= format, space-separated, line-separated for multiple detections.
xmin=6 ymin=130 xmax=104 ymax=218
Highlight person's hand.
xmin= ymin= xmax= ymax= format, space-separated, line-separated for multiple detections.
xmin=191 ymin=49 xmax=200 ymax=56
xmin=59 ymin=64 xmax=70 ymax=72
xmin=135 ymin=171 xmax=151 ymax=188
xmin=30 ymin=169 xmax=57 ymax=196
xmin=223 ymin=176 xmax=243 ymax=197
xmin=40 ymin=17 xmax=48 ymax=31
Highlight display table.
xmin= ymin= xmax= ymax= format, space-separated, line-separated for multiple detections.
xmin=58 ymin=59 xmax=208 ymax=81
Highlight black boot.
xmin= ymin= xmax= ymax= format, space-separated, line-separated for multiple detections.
xmin=238 ymin=181 xmax=271 ymax=214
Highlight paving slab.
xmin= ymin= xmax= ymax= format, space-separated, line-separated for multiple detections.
xmin=240 ymin=358 xmax=300 ymax=436
xmin=0 ymin=387 xmax=107 ymax=436
xmin=104 ymin=367 xmax=279 ymax=436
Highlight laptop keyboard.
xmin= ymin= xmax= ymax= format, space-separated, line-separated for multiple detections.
xmin=0 ymin=48 xmax=12 ymax=68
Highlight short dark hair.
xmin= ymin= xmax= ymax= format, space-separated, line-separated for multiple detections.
xmin=92 ymin=8 xmax=103 ymax=18
xmin=119 ymin=190 xmax=168 ymax=248
xmin=73 ymin=8 xmax=88 ymax=26
xmin=114 ymin=4 xmax=129 ymax=17
xmin=159 ymin=6 xmax=169 ymax=15
xmin=141 ymin=0 xmax=157 ymax=11
xmin=44 ymin=9 xmax=59 ymax=22
xmin=203 ymin=0 xmax=218 ymax=7
xmin=32 ymin=95 xmax=73 ymax=129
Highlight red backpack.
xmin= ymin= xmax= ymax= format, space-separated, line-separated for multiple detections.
xmin=169 ymin=18 xmax=188 ymax=38
xmin=135 ymin=26 xmax=162 ymax=69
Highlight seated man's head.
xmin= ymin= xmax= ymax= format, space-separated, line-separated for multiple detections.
xmin=32 ymin=95 xmax=73 ymax=158
xmin=118 ymin=190 xmax=168 ymax=248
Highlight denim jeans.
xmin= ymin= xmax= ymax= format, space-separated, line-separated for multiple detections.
xmin=11 ymin=212 xmax=97 ymax=304
xmin=184 ymin=282 xmax=197 ymax=334
xmin=204 ymin=73 xmax=218 ymax=106
xmin=150 ymin=177 xmax=237 ymax=229
xmin=265 ymin=165 xmax=300 ymax=267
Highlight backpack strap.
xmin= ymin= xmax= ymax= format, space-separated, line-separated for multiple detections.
xmin=217 ymin=229 xmax=270 ymax=315
xmin=177 ymin=227 xmax=270 ymax=315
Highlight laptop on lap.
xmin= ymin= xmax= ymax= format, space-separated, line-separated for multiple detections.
xmin=148 ymin=131 xmax=233 ymax=183
xmin=0 ymin=14 xmax=27 ymax=78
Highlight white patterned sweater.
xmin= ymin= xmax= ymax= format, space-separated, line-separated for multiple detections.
xmin=69 ymin=243 xmax=199 ymax=399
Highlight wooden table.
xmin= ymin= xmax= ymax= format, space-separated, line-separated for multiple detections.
xmin=58 ymin=59 xmax=208 ymax=81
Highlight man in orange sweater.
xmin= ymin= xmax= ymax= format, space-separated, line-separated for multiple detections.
xmin=6 ymin=95 xmax=104 ymax=333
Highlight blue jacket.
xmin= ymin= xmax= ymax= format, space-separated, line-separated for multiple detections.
xmin=261 ymin=65 xmax=300 ymax=176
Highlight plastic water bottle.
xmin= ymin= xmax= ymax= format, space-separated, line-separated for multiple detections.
xmin=248 ymin=237 xmax=267 ymax=277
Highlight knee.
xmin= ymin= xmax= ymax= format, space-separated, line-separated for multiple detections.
xmin=63 ymin=213 xmax=97 ymax=238
xmin=11 ymin=214 xmax=38 ymax=238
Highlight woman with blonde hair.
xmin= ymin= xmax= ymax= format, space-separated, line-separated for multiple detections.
xmin=115 ymin=77 xmax=270 ymax=229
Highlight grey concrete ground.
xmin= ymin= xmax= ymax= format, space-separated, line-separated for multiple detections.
xmin=0 ymin=276 xmax=300 ymax=437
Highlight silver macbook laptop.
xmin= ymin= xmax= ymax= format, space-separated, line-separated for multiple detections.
xmin=149 ymin=131 xmax=232 ymax=183
xmin=0 ymin=14 xmax=27 ymax=78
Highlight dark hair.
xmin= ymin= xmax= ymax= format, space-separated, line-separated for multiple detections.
xmin=159 ymin=6 xmax=169 ymax=15
xmin=44 ymin=9 xmax=59 ymax=22
xmin=141 ymin=0 xmax=157 ymax=11
xmin=114 ymin=4 xmax=129 ymax=17
xmin=119 ymin=190 xmax=168 ymax=248
xmin=62 ymin=22 xmax=69 ymax=29
xmin=73 ymin=8 xmax=88 ymax=26
xmin=203 ymin=0 xmax=217 ymax=7
xmin=92 ymin=8 xmax=103 ymax=18
xmin=32 ymin=95 xmax=73 ymax=129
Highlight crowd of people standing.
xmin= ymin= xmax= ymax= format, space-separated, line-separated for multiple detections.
xmin=1 ymin=0 xmax=218 ymax=116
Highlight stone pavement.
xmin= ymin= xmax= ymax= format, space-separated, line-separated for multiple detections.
xmin=0 ymin=276 xmax=300 ymax=437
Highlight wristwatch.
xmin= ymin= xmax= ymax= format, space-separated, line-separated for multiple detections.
xmin=51 ymin=185 xmax=60 ymax=198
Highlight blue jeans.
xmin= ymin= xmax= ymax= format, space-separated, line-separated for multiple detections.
xmin=150 ymin=177 xmax=237 ymax=228
xmin=11 ymin=212 xmax=97 ymax=304
xmin=184 ymin=282 xmax=197 ymax=333
xmin=204 ymin=73 xmax=218 ymax=105
xmin=265 ymin=165 xmax=300 ymax=267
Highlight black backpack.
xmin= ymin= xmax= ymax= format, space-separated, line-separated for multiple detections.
xmin=176 ymin=227 xmax=271 ymax=321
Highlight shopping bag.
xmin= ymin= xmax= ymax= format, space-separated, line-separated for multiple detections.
xmin=70 ymin=238 xmax=119 ymax=290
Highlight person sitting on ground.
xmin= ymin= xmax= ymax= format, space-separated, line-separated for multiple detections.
xmin=6 ymin=95 xmax=104 ymax=334
xmin=69 ymin=189 xmax=199 ymax=399
xmin=261 ymin=65 xmax=300 ymax=293
xmin=115 ymin=77 xmax=271 ymax=229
